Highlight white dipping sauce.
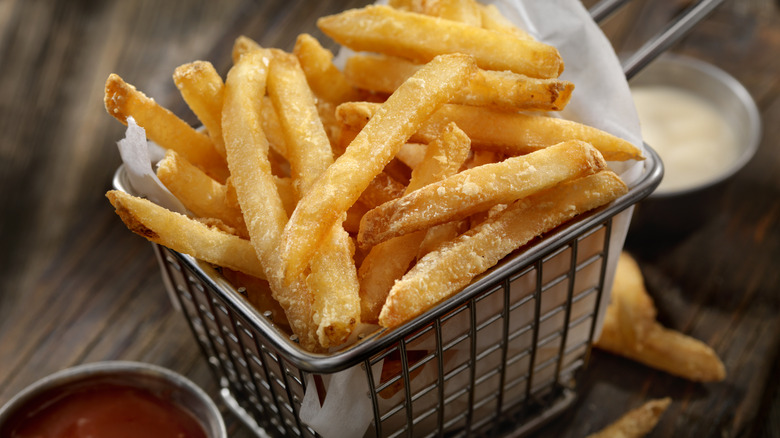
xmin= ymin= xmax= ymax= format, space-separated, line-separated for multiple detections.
xmin=631 ymin=85 xmax=739 ymax=193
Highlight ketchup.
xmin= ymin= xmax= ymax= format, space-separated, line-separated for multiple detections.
xmin=5 ymin=383 xmax=208 ymax=438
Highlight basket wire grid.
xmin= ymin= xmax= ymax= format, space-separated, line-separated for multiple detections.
xmin=119 ymin=0 xmax=722 ymax=435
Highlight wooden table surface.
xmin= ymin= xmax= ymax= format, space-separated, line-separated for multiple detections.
xmin=0 ymin=0 xmax=778 ymax=437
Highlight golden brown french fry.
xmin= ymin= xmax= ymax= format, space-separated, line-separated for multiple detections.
xmin=358 ymin=122 xmax=471 ymax=322
xmin=358 ymin=140 xmax=608 ymax=248
xmin=259 ymin=96 xmax=290 ymax=161
xmin=586 ymin=398 xmax=671 ymax=438
xmin=293 ymin=33 xmax=361 ymax=105
xmin=595 ymin=254 xmax=726 ymax=382
xmin=344 ymin=54 xmax=573 ymax=111
xmin=268 ymin=51 xmax=334 ymax=199
xmin=307 ymin=224 xmax=360 ymax=347
xmin=232 ymin=35 xmax=262 ymax=64
xmin=392 ymin=0 xmax=482 ymax=26
xmin=293 ymin=33 xmax=363 ymax=147
xmin=395 ymin=142 xmax=428 ymax=170
xmin=280 ymin=53 xmax=477 ymax=282
xmin=378 ymin=170 xmax=628 ymax=328
xmin=106 ymin=190 xmax=265 ymax=279
xmin=336 ymin=101 xmax=644 ymax=162
xmin=478 ymin=3 xmax=534 ymax=40
xmin=612 ymin=252 xmax=657 ymax=346
xmin=358 ymin=172 xmax=406 ymax=209
xmin=416 ymin=219 xmax=470 ymax=260
xmin=104 ymin=74 xmax=229 ymax=183
xmin=318 ymin=5 xmax=563 ymax=78
xmin=269 ymin=48 xmax=360 ymax=348
xmin=222 ymin=47 xmax=319 ymax=351
xmin=173 ymin=61 xmax=226 ymax=158
xmin=157 ymin=150 xmax=248 ymax=238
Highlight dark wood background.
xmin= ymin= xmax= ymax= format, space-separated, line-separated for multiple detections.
xmin=0 ymin=0 xmax=777 ymax=437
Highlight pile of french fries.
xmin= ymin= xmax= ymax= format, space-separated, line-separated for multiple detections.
xmin=104 ymin=0 xmax=644 ymax=352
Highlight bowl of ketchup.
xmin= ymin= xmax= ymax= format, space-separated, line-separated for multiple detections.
xmin=0 ymin=361 xmax=226 ymax=438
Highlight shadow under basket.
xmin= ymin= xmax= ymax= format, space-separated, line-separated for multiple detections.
xmin=113 ymin=146 xmax=661 ymax=438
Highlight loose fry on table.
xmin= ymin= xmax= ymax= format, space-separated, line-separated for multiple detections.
xmin=222 ymin=47 xmax=319 ymax=351
xmin=317 ymin=5 xmax=563 ymax=78
xmin=336 ymin=101 xmax=644 ymax=162
xmin=595 ymin=253 xmax=726 ymax=382
xmin=156 ymin=150 xmax=248 ymax=238
xmin=344 ymin=54 xmax=574 ymax=111
xmin=358 ymin=140 xmax=608 ymax=248
xmin=280 ymin=53 xmax=477 ymax=283
xmin=104 ymin=74 xmax=229 ymax=182
xmin=379 ymin=170 xmax=628 ymax=328
xmin=269 ymin=49 xmax=360 ymax=347
xmin=358 ymin=122 xmax=471 ymax=323
xmin=173 ymin=61 xmax=226 ymax=158
xmin=106 ymin=190 xmax=265 ymax=280
xmin=612 ymin=251 xmax=657 ymax=346
xmin=586 ymin=398 xmax=671 ymax=438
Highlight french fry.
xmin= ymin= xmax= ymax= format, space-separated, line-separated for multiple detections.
xmin=613 ymin=252 xmax=657 ymax=346
xmin=172 ymin=61 xmax=226 ymax=158
xmin=478 ymin=3 xmax=534 ymax=40
xmin=307 ymin=224 xmax=360 ymax=347
xmin=104 ymin=74 xmax=229 ymax=183
xmin=419 ymin=0 xmax=483 ymax=26
xmin=595 ymin=253 xmax=726 ymax=382
xmin=395 ymin=142 xmax=428 ymax=170
xmin=336 ymin=101 xmax=644 ymax=162
xmin=318 ymin=5 xmax=563 ymax=78
xmin=293 ymin=33 xmax=361 ymax=105
xmin=222 ymin=47 xmax=319 ymax=351
xmin=293 ymin=33 xmax=362 ymax=147
xmin=280 ymin=53 xmax=477 ymax=282
xmin=268 ymin=48 xmax=360 ymax=347
xmin=268 ymin=51 xmax=334 ymax=199
xmin=344 ymin=54 xmax=574 ymax=111
xmin=259 ymin=96 xmax=290 ymax=161
xmin=586 ymin=398 xmax=671 ymax=438
xmin=106 ymin=190 xmax=265 ymax=279
xmin=358 ymin=171 xmax=406 ymax=209
xmin=232 ymin=35 xmax=262 ymax=64
xmin=358 ymin=140 xmax=608 ymax=248
xmin=358 ymin=122 xmax=471 ymax=323
xmin=379 ymin=170 xmax=628 ymax=328
xmin=156 ymin=150 xmax=248 ymax=238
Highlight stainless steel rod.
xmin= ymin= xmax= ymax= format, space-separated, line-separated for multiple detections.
xmin=620 ymin=0 xmax=727 ymax=79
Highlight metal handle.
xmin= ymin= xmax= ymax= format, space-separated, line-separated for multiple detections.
xmin=589 ymin=0 xmax=728 ymax=79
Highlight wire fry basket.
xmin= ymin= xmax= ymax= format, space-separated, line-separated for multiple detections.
xmin=113 ymin=145 xmax=661 ymax=438
xmin=111 ymin=0 xmax=722 ymax=434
